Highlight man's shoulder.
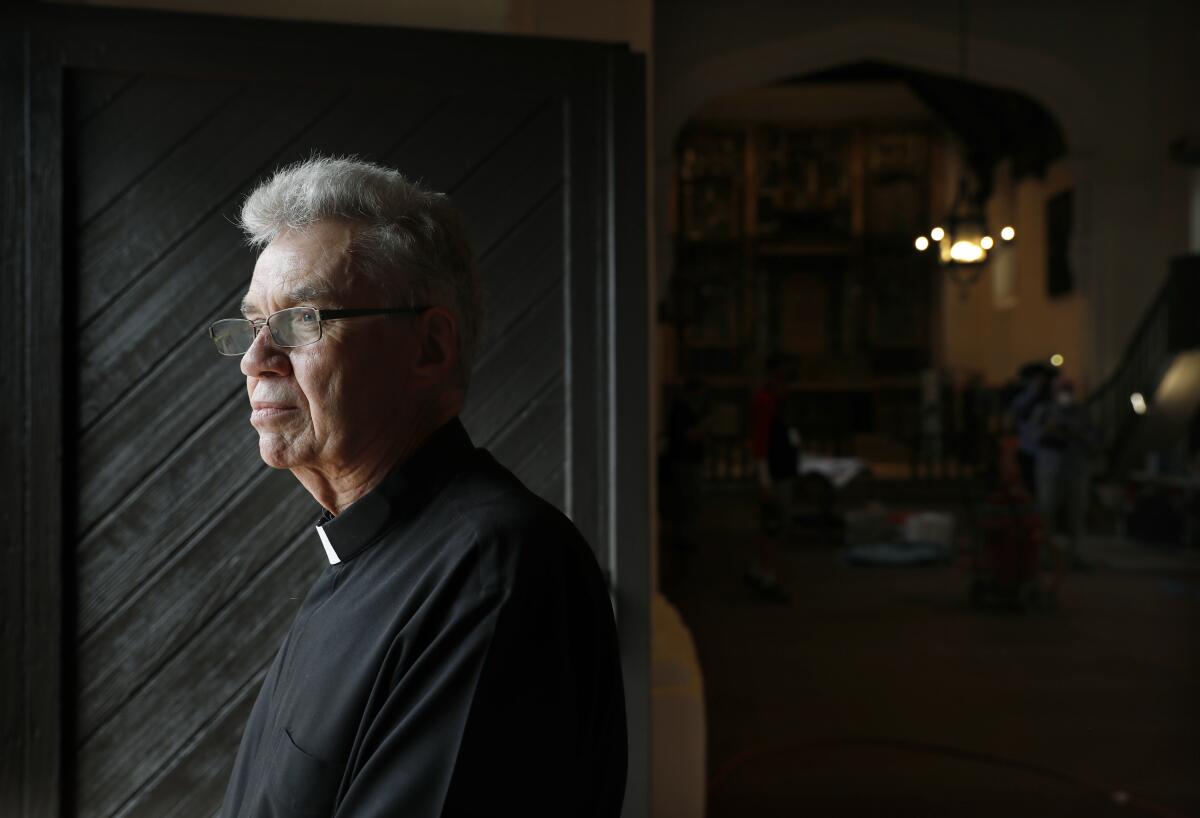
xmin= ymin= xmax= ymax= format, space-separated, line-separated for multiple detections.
xmin=442 ymin=449 xmax=558 ymax=517
xmin=454 ymin=454 xmax=583 ymax=544
xmin=441 ymin=452 xmax=593 ymax=595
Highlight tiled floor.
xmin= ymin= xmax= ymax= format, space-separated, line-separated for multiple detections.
xmin=660 ymin=491 xmax=1200 ymax=817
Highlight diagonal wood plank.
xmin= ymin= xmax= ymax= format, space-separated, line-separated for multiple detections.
xmin=448 ymin=102 xmax=564 ymax=255
xmin=78 ymin=469 xmax=312 ymax=740
xmin=462 ymin=280 xmax=563 ymax=446
xmin=484 ymin=373 xmax=566 ymax=503
xmin=475 ymin=184 xmax=564 ymax=350
xmin=76 ymin=397 xmax=263 ymax=638
xmin=78 ymin=218 xmax=251 ymax=432
xmin=77 ymin=531 xmax=318 ymax=818
xmin=74 ymin=75 xmax=238 ymax=226
xmin=383 ymin=94 xmax=545 ymax=196
xmin=76 ymin=294 xmax=246 ymax=534
xmin=77 ymin=82 xmax=342 ymax=325
xmin=112 ymin=662 xmax=269 ymax=818
xmin=70 ymin=70 xmax=139 ymax=127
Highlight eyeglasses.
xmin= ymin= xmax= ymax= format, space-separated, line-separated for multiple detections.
xmin=208 ymin=306 xmax=429 ymax=356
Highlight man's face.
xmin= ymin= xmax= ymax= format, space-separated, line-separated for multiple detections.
xmin=239 ymin=220 xmax=417 ymax=475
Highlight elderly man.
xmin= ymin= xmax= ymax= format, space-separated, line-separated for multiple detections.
xmin=210 ymin=157 xmax=627 ymax=817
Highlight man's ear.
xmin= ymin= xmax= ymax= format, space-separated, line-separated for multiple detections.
xmin=413 ymin=307 xmax=460 ymax=385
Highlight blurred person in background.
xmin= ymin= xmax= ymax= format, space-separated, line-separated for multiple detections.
xmin=746 ymin=355 xmax=794 ymax=603
xmin=1033 ymin=376 xmax=1097 ymax=570
xmin=1011 ymin=363 xmax=1054 ymax=495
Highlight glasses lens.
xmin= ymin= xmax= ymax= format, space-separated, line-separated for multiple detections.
xmin=269 ymin=307 xmax=321 ymax=348
xmin=210 ymin=319 xmax=256 ymax=356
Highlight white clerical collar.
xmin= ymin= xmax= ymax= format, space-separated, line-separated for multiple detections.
xmin=316 ymin=524 xmax=341 ymax=565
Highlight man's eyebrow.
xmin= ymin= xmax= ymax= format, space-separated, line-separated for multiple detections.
xmin=287 ymin=284 xmax=332 ymax=305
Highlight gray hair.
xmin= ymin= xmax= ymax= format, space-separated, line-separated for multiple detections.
xmin=239 ymin=156 xmax=484 ymax=383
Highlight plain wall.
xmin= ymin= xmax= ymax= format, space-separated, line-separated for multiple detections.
xmin=939 ymin=159 xmax=1087 ymax=388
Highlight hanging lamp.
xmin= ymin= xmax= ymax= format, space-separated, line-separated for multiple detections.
xmin=912 ymin=0 xmax=1016 ymax=295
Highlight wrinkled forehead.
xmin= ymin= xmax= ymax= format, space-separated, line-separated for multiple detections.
xmin=240 ymin=280 xmax=334 ymax=317
xmin=241 ymin=222 xmax=358 ymax=314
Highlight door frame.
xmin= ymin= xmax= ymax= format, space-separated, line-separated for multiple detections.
xmin=0 ymin=7 xmax=649 ymax=817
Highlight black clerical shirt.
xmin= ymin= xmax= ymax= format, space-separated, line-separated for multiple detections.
xmin=218 ymin=418 xmax=627 ymax=817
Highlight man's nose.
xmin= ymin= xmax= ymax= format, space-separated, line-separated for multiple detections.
xmin=240 ymin=326 xmax=291 ymax=378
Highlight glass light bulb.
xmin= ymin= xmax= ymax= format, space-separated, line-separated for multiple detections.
xmin=915 ymin=236 xmax=930 ymax=251
xmin=981 ymin=236 xmax=994 ymax=250
xmin=949 ymin=240 xmax=985 ymax=263
xmin=930 ymin=226 xmax=946 ymax=242
xmin=1001 ymin=226 xmax=1016 ymax=241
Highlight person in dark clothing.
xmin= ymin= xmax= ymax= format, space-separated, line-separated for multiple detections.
xmin=1011 ymin=363 xmax=1053 ymax=495
xmin=1032 ymin=376 xmax=1096 ymax=571
xmin=208 ymin=157 xmax=626 ymax=817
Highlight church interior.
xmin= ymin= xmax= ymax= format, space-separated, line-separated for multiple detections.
xmin=652 ymin=3 xmax=1200 ymax=816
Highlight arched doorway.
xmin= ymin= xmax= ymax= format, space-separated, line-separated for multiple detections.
xmin=653 ymin=18 xmax=1101 ymax=381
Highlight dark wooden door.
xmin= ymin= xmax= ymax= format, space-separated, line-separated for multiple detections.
xmin=3 ymin=8 xmax=648 ymax=818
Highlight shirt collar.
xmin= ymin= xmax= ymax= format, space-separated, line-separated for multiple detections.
xmin=313 ymin=417 xmax=476 ymax=565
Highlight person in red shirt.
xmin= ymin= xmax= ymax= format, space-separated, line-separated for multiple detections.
xmin=747 ymin=356 xmax=794 ymax=602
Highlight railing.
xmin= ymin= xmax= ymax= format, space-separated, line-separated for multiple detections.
xmin=1085 ymin=255 xmax=1200 ymax=473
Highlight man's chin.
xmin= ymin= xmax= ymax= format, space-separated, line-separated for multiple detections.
xmin=257 ymin=436 xmax=303 ymax=470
